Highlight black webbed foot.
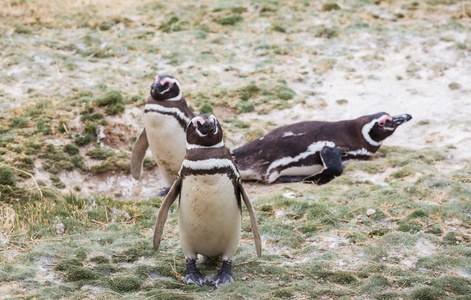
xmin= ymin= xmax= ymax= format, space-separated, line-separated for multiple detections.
xmin=274 ymin=176 xmax=306 ymax=183
xmin=304 ymin=146 xmax=344 ymax=185
xmin=153 ymin=187 xmax=170 ymax=197
xmin=183 ymin=258 xmax=207 ymax=287
xmin=303 ymin=172 xmax=337 ymax=185
xmin=207 ymin=260 xmax=234 ymax=288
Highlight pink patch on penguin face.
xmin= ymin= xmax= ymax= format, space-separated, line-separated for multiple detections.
xmin=159 ymin=78 xmax=173 ymax=87
xmin=192 ymin=116 xmax=205 ymax=127
xmin=154 ymin=76 xmax=173 ymax=87
xmin=378 ymin=115 xmax=392 ymax=127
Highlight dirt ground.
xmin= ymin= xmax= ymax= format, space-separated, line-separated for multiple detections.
xmin=1 ymin=1 xmax=470 ymax=200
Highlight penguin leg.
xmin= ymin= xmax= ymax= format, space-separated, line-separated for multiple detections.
xmin=304 ymin=146 xmax=343 ymax=185
xmin=208 ymin=260 xmax=234 ymax=288
xmin=183 ymin=258 xmax=207 ymax=287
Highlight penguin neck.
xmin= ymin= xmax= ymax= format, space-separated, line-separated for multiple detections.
xmin=186 ymin=140 xmax=225 ymax=150
xmin=185 ymin=142 xmax=230 ymax=161
xmin=147 ymin=95 xmax=184 ymax=106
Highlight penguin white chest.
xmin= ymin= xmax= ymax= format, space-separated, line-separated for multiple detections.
xmin=144 ymin=112 xmax=186 ymax=183
xmin=178 ymin=174 xmax=241 ymax=259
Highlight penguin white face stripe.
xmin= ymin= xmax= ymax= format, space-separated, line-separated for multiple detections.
xmin=166 ymin=88 xmax=182 ymax=101
xmin=186 ymin=140 xmax=225 ymax=150
xmin=361 ymin=115 xmax=390 ymax=147
xmin=266 ymin=141 xmax=335 ymax=182
xmin=181 ymin=158 xmax=240 ymax=177
xmin=145 ymin=103 xmax=191 ymax=124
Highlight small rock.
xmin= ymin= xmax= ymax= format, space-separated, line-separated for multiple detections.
xmin=55 ymin=223 xmax=65 ymax=235
xmin=382 ymin=257 xmax=386 ymax=261
xmin=240 ymin=276 xmax=247 ymax=281
xmin=97 ymin=125 xmax=106 ymax=141
xmin=366 ymin=209 xmax=376 ymax=217
xmin=283 ymin=192 xmax=296 ymax=199
xmin=379 ymin=182 xmax=390 ymax=187
xmin=278 ymin=281 xmax=286 ymax=287
xmin=379 ymin=13 xmax=397 ymax=21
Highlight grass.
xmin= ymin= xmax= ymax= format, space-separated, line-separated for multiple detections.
xmin=1 ymin=0 xmax=470 ymax=298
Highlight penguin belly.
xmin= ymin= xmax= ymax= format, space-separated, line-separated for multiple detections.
xmin=267 ymin=164 xmax=324 ymax=183
xmin=178 ymin=174 xmax=241 ymax=260
xmin=239 ymin=169 xmax=263 ymax=181
xmin=144 ymin=112 xmax=187 ymax=186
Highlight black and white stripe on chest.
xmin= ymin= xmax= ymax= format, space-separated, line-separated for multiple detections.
xmin=144 ymin=103 xmax=191 ymax=130
xmin=180 ymin=156 xmax=239 ymax=179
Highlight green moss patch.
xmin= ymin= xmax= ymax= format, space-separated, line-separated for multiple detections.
xmin=0 ymin=166 xmax=16 ymax=186
xmin=109 ymin=276 xmax=142 ymax=292
xmin=65 ymin=267 xmax=99 ymax=282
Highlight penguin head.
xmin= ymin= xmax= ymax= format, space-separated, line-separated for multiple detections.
xmin=361 ymin=112 xmax=412 ymax=146
xmin=186 ymin=114 xmax=224 ymax=147
xmin=150 ymin=75 xmax=182 ymax=101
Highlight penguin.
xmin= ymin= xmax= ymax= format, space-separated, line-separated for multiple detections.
xmin=131 ymin=75 xmax=195 ymax=196
xmin=153 ymin=114 xmax=262 ymax=288
xmin=231 ymin=112 xmax=412 ymax=184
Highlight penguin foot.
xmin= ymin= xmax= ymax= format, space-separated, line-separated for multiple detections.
xmin=153 ymin=187 xmax=170 ymax=197
xmin=274 ymin=176 xmax=306 ymax=183
xmin=208 ymin=260 xmax=234 ymax=288
xmin=303 ymin=173 xmax=336 ymax=185
xmin=183 ymin=258 xmax=207 ymax=287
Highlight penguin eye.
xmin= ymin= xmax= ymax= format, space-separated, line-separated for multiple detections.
xmin=378 ymin=120 xmax=386 ymax=127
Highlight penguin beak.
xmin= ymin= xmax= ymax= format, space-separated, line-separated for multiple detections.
xmin=391 ymin=114 xmax=412 ymax=127
xmin=199 ymin=120 xmax=216 ymax=135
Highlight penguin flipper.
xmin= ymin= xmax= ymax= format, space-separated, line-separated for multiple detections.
xmin=153 ymin=177 xmax=181 ymax=251
xmin=304 ymin=146 xmax=343 ymax=185
xmin=238 ymin=179 xmax=262 ymax=258
xmin=131 ymin=129 xmax=149 ymax=180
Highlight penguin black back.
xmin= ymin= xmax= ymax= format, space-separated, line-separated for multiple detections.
xmin=232 ymin=112 xmax=412 ymax=184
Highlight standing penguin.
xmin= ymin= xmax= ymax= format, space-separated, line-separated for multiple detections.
xmin=232 ymin=112 xmax=412 ymax=184
xmin=131 ymin=75 xmax=195 ymax=196
xmin=153 ymin=114 xmax=262 ymax=287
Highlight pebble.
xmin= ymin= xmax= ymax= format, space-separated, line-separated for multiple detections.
xmin=55 ymin=223 xmax=65 ymax=235
xmin=283 ymin=192 xmax=296 ymax=199
xmin=366 ymin=209 xmax=376 ymax=216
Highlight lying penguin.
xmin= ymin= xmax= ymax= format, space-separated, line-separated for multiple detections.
xmin=131 ymin=75 xmax=195 ymax=196
xmin=153 ymin=114 xmax=262 ymax=287
xmin=232 ymin=112 xmax=412 ymax=184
